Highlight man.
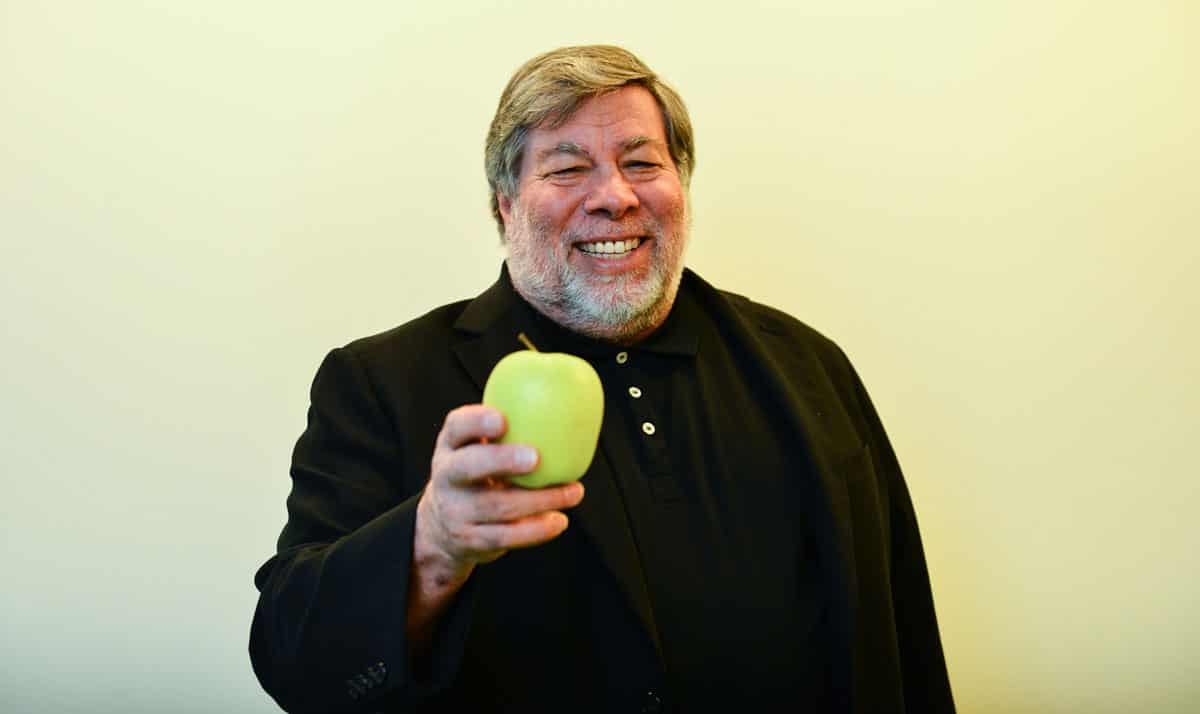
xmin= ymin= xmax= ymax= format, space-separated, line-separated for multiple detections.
xmin=250 ymin=45 xmax=954 ymax=713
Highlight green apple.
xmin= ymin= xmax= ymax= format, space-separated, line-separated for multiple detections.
xmin=482 ymin=335 xmax=604 ymax=488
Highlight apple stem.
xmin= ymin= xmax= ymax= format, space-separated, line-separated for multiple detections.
xmin=517 ymin=332 xmax=539 ymax=352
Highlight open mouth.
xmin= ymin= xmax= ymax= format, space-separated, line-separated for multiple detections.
xmin=575 ymin=237 xmax=644 ymax=257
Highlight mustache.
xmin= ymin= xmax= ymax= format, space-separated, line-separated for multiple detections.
xmin=561 ymin=221 xmax=661 ymax=243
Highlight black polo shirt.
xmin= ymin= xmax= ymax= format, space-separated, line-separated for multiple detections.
xmin=509 ymin=273 xmax=831 ymax=710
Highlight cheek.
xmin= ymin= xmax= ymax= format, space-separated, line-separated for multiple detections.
xmin=520 ymin=186 xmax=580 ymax=219
xmin=641 ymin=183 xmax=686 ymax=220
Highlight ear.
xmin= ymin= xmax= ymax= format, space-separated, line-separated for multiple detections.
xmin=496 ymin=191 xmax=514 ymax=228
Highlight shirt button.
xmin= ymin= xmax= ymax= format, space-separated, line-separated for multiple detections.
xmin=642 ymin=690 xmax=663 ymax=714
xmin=642 ymin=421 xmax=656 ymax=435
xmin=628 ymin=386 xmax=642 ymax=398
xmin=616 ymin=351 xmax=629 ymax=364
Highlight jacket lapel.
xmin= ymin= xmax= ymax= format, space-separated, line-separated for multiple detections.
xmin=684 ymin=270 xmax=858 ymax=701
xmin=572 ymin=435 xmax=664 ymax=656
xmin=450 ymin=268 xmax=664 ymax=659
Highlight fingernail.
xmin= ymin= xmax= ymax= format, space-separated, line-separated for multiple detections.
xmin=517 ymin=446 xmax=538 ymax=469
xmin=570 ymin=482 xmax=585 ymax=501
xmin=485 ymin=413 xmax=503 ymax=433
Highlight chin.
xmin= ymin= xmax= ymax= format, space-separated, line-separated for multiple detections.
xmin=561 ymin=270 xmax=683 ymax=343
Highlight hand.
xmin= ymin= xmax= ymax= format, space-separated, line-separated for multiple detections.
xmin=413 ymin=404 xmax=585 ymax=586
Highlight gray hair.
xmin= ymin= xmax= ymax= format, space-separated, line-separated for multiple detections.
xmin=484 ymin=45 xmax=695 ymax=238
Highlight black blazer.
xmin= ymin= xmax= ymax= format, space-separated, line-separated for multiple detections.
xmin=250 ymin=266 xmax=955 ymax=713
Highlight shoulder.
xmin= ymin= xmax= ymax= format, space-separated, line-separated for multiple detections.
xmin=681 ymin=270 xmax=868 ymax=407
xmin=721 ymin=286 xmax=856 ymax=374
xmin=684 ymin=269 xmax=848 ymax=362
xmin=690 ymin=274 xmax=890 ymax=448
xmin=308 ymin=298 xmax=474 ymax=390
xmin=719 ymin=287 xmax=836 ymax=346
xmin=342 ymin=299 xmax=471 ymax=357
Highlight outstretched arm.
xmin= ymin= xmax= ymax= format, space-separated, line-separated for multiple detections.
xmin=249 ymin=347 xmax=582 ymax=712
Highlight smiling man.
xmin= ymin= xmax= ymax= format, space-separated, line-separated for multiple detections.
xmin=498 ymin=85 xmax=690 ymax=344
xmin=250 ymin=45 xmax=955 ymax=713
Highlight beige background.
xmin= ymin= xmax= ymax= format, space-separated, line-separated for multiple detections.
xmin=2 ymin=1 xmax=1197 ymax=712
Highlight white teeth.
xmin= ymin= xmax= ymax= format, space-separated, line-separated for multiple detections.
xmin=580 ymin=238 xmax=641 ymax=255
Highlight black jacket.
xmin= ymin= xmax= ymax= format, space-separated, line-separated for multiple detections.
xmin=250 ymin=266 xmax=955 ymax=713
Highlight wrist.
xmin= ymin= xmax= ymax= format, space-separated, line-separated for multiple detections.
xmin=412 ymin=535 xmax=473 ymax=592
xmin=413 ymin=495 xmax=474 ymax=592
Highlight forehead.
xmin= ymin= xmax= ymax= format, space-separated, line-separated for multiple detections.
xmin=526 ymin=85 xmax=668 ymax=152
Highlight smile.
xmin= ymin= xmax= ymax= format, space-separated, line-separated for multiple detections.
xmin=576 ymin=238 xmax=642 ymax=256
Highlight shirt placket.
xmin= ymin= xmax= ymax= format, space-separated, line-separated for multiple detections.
xmin=609 ymin=349 xmax=685 ymax=503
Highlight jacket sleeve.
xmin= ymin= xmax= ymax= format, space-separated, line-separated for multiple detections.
xmin=249 ymin=347 xmax=475 ymax=713
xmin=842 ymin=351 xmax=956 ymax=713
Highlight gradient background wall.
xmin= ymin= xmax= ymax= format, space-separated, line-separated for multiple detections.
xmin=2 ymin=2 xmax=1196 ymax=712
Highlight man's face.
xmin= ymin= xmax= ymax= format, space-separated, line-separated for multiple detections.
xmin=497 ymin=85 xmax=689 ymax=344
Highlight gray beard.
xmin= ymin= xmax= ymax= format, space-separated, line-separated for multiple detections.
xmin=505 ymin=213 xmax=688 ymax=343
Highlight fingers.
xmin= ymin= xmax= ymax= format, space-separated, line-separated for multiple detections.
xmin=435 ymin=405 xmax=539 ymax=488
xmin=432 ymin=479 xmax=584 ymax=532
xmin=421 ymin=487 xmax=580 ymax=566
xmin=470 ymin=481 xmax=585 ymax=524
xmin=442 ymin=442 xmax=538 ymax=487
xmin=463 ymin=511 xmax=573 ymax=553
xmin=422 ymin=404 xmax=583 ymax=570
xmin=438 ymin=405 xmax=507 ymax=450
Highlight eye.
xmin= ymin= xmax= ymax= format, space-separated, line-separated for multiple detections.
xmin=550 ymin=166 xmax=585 ymax=176
xmin=625 ymin=161 xmax=659 ymax=171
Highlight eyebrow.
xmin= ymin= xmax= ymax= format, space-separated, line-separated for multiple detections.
xmin=535 ymin=142 xmax=590 ymax=161
xmin=621 ymin=136 xmax=662 ymax=152
xmin=533 ymin=136 xmax=665 ymax=162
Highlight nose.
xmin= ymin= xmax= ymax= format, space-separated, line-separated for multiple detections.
xmin=582 ymin=167 xmax=639 ymax=219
